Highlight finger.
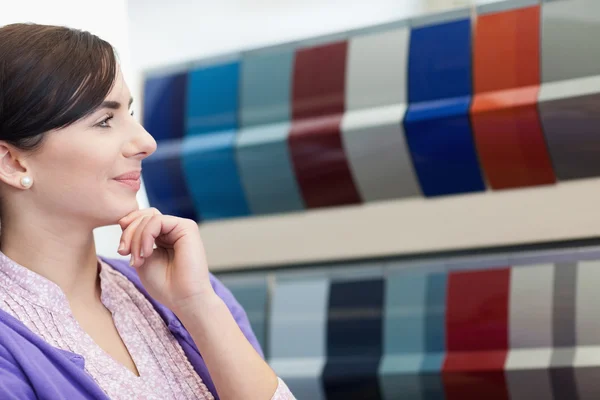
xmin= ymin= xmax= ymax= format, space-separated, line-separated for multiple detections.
xmin=118 ymin=215 xmax=146 ymax=256
xmin=140 ymin=215 xmax=164 ymax=260
xmin=119 ymin=207 xmax=160 ymax=229
xmin=139 ymin=215 xmax=185 ymax=250
xmin=130 ymin=215 xmax=153 ymax=267
xmin=119 ymin=207 xmax=161 ymax=230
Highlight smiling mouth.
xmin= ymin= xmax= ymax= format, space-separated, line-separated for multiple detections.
xmin=114 ymin=178 xmax=141 ymax=191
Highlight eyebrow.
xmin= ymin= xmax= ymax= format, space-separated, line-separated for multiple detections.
xmin=99 ymin=97 xmax=134 ymax=110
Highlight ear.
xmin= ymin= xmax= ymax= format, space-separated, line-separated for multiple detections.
xmin=0 ymin=142 xmax=30 ymax=190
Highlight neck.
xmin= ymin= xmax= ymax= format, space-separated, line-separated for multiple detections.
xmin=0 ymin=209 xmax=100 ymax=305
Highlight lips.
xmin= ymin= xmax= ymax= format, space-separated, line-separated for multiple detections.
xmin=114 ymin=170 xmax=141 ymax=191
xmin=114 ymin=171 xmax=141 ymax=181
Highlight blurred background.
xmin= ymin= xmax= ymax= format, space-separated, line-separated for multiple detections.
xmin=5 ymin=0 xmax=600 ymax=398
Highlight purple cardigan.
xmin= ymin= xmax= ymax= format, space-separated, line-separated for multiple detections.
xmin=0 ymin=257 xmax=263 ymax=399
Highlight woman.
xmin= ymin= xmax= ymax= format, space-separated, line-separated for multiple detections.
xmin=0 ymin=23 xmax=294 ymax=399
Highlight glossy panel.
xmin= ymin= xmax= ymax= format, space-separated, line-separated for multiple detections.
xmin=236 ymin=122 xmax=304 ymax=215
xmin=404 ymin=99 xmax=485 ymax=197
xmin=186 ymin=62 xmax=239 ymax=136
xmin=236 ymin=49 xmax=304 ymax=215
xmin=143 ymin=72 xmax=187 ymax=141
xmin=423 ymin=272 xmax=446 ymax=354
xmin=142 ymin=141 xmax=198 ymax=220
xmin=421 ymin=273 xmax=447 ymax=399
xmin=575 ymin=261 xmax=600 ymax=399
xmin=474 ymin=4 xmax=539 ymax=93
xmin=240 ymin=49 xmax=293 ymax=127
xmin=181 ymin=132 xmax=250 ymax=220
xmin=539 ymin=0 xmax=600 ymax=181
xmin=540 ymin=0 xmax=600 ymax=83
xmin=342 ymin=106 xmax=420 ymax=201
xmin=508 ymin=265 xmax=554 ymax=348
xmin=549 ymin=263 xmax=578 ymax=399
xmin=575 ymin=261 xmax=600 ymax=346
xmin=183 ymin=61 xmax=250 ymax=219
xmin=383 ymin=272 xmax=426 ymax=354
xmin=292 ymin=42 xmax=346 ymax=120
xmin=443 ymin=269 xmax=510 ymax=399
xmin=472 ymin=104 xmax=554 ymax=189
xmin=407 ymin=19 xmax=472 ymax=103
xmin=289 ymin=42 xmax=360 ymax=209
xmin=345 ymin=27 xmax=408 ymax=111
xmin=289 ymin=116 xmax=361 ymax=209
xmin=269 ymin=279 xmax=328 ymax=400
xmin=142 ymin=73 xmax=197 ymax=219
xmin=342 ymin=27 xmax=420 ymax=202
xmin=506 ymin=369 xmax=553 ymax=400
xmin=505 ymin=265 xmax=554 ymax=399
xmin=404 ymin=18 xmax=485 ymax=197
xmin=471 ymin=4 xmax=555 ymax=189
xmin=322 ymin=279 xmax=384 ymax=400
xmin=539 ymin=93 xmax=600 ymax=180
xmin=446 ymin=269 xmax=510 ymax=351
xmin=379 ymin=273 xmax=426 ymax=399
xmin=222 ymin=277 xmax=269 ymax=357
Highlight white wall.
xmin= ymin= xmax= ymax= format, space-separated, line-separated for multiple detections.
xmin=0 ymin=0 xmax=147 ymax=259
xmin=128 ymin=0 xmax=470 ymax=72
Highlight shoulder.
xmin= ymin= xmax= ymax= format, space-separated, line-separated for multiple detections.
xmin=0 ymin=312 xmax=49 ymax=398
xmin=0 ymin=311 xmax=106 ymax=399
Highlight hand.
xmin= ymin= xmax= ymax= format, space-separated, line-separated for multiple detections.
xmin=117 ymin=208 xmax=215 ymax=312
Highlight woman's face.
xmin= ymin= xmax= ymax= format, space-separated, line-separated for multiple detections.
xmin=20 ymin=69 xmax=157 ymax=227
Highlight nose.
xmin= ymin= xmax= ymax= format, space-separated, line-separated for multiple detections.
xmin=125 ymin=123 xmax=157 ymax=160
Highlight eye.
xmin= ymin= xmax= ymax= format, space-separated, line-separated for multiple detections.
xmin=96 ymin=113 xmax=114 ymax=128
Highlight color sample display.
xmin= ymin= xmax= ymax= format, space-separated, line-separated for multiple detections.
xmin=236 ymin=49 xmax=305 ymax=215
xmin=218 ymin=276 xmax=270 ymax=357
xmin=471 ymin=1 xmax=555 ymax=190
xmin=143 ymin=0 xmax=600 ymax=223
xmin=269 ymin=278 xmax=329 ymax=399
xmin=288 ymin=42 xmax=361 ymax=209
xmin=342 ymin=26 xmax=420 ymax=201
xmin=142 ymin=141 xmax=198 ymax=221
xmin=182 ymin=61 xmax=250 ymax=220
xmin=549 ymin=263 xmax=578 ymax=398
xmin=404 ymin=13 xmax=485 ymax=197
xmin=210 ymin=246 xmax=600 ymax=399
xmin=322 ymin=279 xmax=384 ymax=400
xmin=538 ymin=0 xmax=600 ymax=180
xmin=379 ymin=273 xmax=427 ymax=399
xmin=142 ymin=72 xmax=198 ymax=220
xmin=573 ymin=261 xmax=600 ymax=398
xmin=421 ymin=272 xmax=447 ymax=399
xmin=443 ymin=268 xmax=510 ymax=399
xmin=505 ymin=264 xmax=554 ymax=398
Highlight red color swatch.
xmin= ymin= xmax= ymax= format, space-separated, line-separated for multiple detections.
xmin=288 ymin=41 xmax=361 ymax=208
xmin=443 ymin=268 xmax=511 ymax=400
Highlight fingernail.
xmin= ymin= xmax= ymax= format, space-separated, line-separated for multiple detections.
xmin=129 ymin=257 xmax=134 ymax=267
xmin=118 ymin=242 xmax=125 ymax=251
xmin=140 ymin=249 xmax=144 ymax=258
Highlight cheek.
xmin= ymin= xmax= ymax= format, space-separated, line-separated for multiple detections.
xmin=35 ymin=140 xmax=117 ymax=195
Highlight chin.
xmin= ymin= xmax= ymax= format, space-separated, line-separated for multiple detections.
xmin=119 ymin=200 xmax=141 ymax=217
xmin=99 ymin=200 xmax=140 ymax=227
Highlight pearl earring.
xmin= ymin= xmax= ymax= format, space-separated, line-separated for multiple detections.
xmin=20 ymin=176 xmax=32 ymax=188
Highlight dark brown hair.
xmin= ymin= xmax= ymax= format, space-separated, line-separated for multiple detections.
xmin=0 ymin=23 xmax=118 ymax=151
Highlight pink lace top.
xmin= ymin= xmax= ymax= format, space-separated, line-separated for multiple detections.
xmin=0 ymin=252 xmax=294 ymax=399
